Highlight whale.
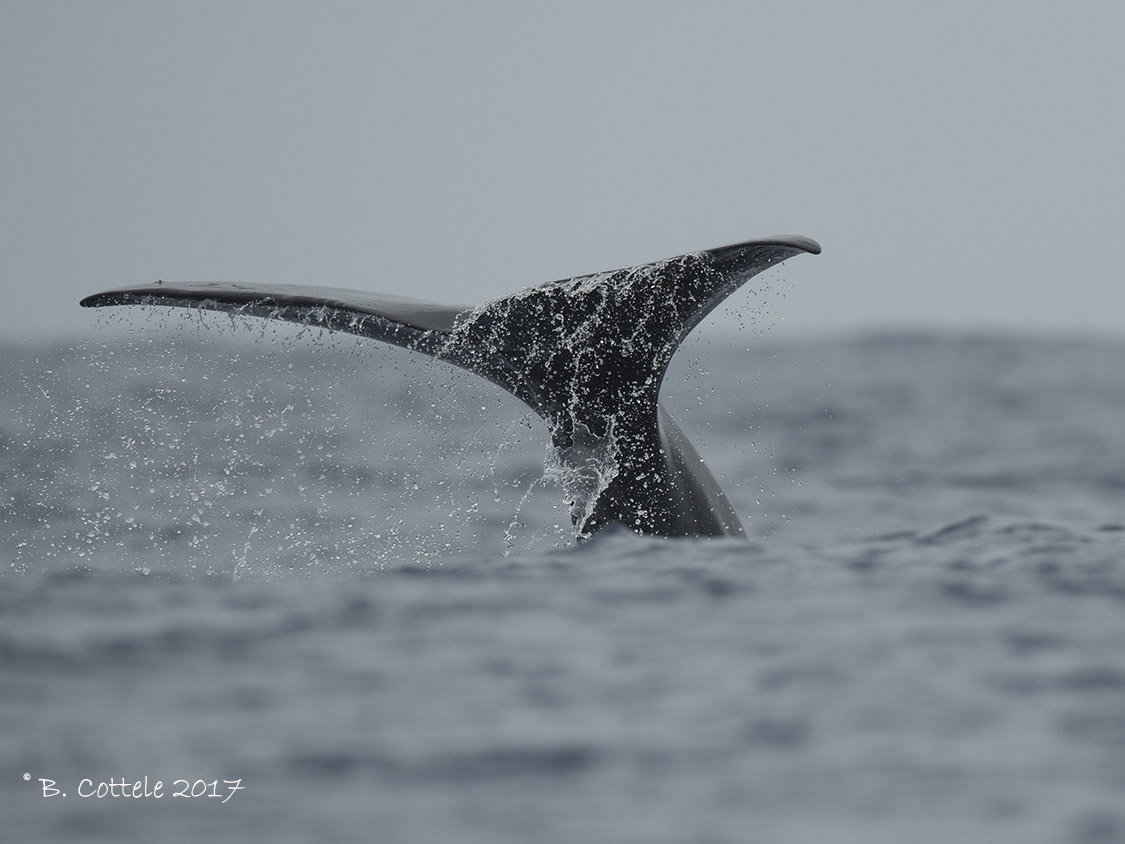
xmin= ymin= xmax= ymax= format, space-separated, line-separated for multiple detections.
xmin=81 ymin=235 xmax=820 ymax=538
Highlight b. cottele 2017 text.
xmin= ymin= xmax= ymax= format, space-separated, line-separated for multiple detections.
xmin=38 ymin=777 xmax=244 ymax=803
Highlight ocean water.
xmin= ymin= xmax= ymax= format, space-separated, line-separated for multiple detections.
xmin=4 ymin=315 xmax=1125 ymax=843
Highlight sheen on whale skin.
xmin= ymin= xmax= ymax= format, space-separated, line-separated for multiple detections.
xmin=81 ymin=235 xmax=820 ymax=538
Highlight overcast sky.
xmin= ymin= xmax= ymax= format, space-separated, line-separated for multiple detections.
xmin=3 ymin=1 xmax=1123 ymax=343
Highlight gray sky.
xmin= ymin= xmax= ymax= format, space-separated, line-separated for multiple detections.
xmin=3 ymin=1 xmax=1123 ymax=343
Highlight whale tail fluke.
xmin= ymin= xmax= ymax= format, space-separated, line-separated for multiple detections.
xmin=81 ymin=235 xmax=820 ymax=537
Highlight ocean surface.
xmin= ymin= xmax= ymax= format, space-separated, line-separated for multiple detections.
xmin=4 ymin=313 xmax=1125 ymax=843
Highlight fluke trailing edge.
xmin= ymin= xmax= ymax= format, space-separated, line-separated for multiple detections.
xmin=81 ymin=236 xmax=820 ymax=538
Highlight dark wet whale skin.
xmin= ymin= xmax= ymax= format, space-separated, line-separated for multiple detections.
xmin=81 ymin=236 xmax=820 ymax=538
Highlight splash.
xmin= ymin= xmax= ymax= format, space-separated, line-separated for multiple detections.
xmin=545 ymin=416 xmax=620 ymax=541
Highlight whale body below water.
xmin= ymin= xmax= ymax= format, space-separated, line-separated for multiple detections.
xmin=81 ymin=236 xmax=820 ymax=538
